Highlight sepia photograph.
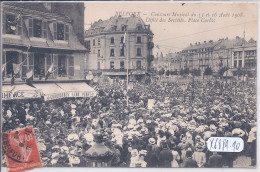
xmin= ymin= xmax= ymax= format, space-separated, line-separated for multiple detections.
xmin=1 ymin=1 xmax=258 ymax=171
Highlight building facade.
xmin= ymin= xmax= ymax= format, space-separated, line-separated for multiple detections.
xmin=232 ymin=38 xmax=257 ymax=77
xmin=84 ymin=15 xmax=154 ymax=80
xmin=167 ymin=36 xmax=257 ymax=77
xmin=2 ymin=2 xmax=96 ymax=101
xmin=2 ymin=2 xmax=87 ymax=83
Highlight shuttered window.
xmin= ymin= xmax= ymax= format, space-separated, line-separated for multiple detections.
xmin=28 ymin=18 xmax=33 ymax=37
xmin=43 ymin=21 xmax=47 ymax=38
xmin=28 ymin=53 xmax=34 ymax=74
xmin=53 ymin=54 xmax=58 ymax=77
xmin=17 ymin=17 xmax=22 ymax=35
xmin=68 ymin=56 xmax=74 ymax=77
xmin=65 ymin=25 xmax=69 ymax=41
xmin=53 ymin=23 xmax=57 ymax=40
xmin=46 ymin=53 xmax=52 ymax=78
xmin=21 ymin=53 xmax=28 ymax=78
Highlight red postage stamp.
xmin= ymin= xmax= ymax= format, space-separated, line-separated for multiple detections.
xmin=2 ymin=126 xmax=42 ymax=172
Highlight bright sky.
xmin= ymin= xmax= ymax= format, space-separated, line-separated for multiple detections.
xmin=84 ymin=2 xmax=258 ymax=55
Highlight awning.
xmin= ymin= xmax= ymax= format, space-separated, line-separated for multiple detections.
xmin=33 ymin=83 xmax=66 ymax=101
xmin=223 ymin=70 xmax=233 ymax=77
xmin=56 ymin=82 xmax=97 ymax=98
xmin=2 ymin=84 xmax=41 ymax=101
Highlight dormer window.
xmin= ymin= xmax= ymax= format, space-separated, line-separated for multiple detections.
xmin=33 ymin=19 xmax=42 ymax=38
xmin=4 ymin=13 xmax=22 ymax=35
xmin=137 ymin=25 xmax=142 ymax=31
xmin=121 ymin=26 xmax=125 ymax=31
xmin=57 ymin=23 xmax=65 ymax=40
xmin=53 ymin=22 xmax=69 ymax=41
xmin=28 ymin=18 xmax=47 ymax=38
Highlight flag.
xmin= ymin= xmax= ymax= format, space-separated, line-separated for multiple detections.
xmin=121 ymin=31 xmax=127 ymax=55
xmin=11 ymin=63 xmax=23 ymax=86
xmin=45 ymin=64 xmax=53 ymax=81
xmin=2 ymin=63 xmax=6 ymax=72
xmin=13 ymin=63 xmax=22 ymax=75
xmin=26 ymin=70 xmax=35 ymax=88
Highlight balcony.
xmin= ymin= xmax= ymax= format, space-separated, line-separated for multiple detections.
xmin=148 ymin=42 xmax=154 ymax=49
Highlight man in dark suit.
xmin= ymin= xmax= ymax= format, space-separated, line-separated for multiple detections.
xmin=207 ymin=152 xmax=223 ymax=167
xmin=183 ymin=150 xmax=198 ymax=167
xmin=144 ymin=144 xmax=158 ymax=167
xmin=158 ymin=142 xmax=173 ymax=167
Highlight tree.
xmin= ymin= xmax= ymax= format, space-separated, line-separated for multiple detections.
xmin=191 ymin=68 xmax=201 ymax=76
xmin=184 ymin=68 xmax=189 ymax=75
xmin=218 ymin=66 xmax=228 ymax=79
xmin=204 ymin=66 xmax=213 ymax=76
xmin=166 ymin=70 xmax=170 ymax=76
xmin=180 ymin=68 xmax=184 ymax=76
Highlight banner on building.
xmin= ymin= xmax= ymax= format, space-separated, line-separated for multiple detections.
xmin=44 ymin=91 xmax=97 ymax=101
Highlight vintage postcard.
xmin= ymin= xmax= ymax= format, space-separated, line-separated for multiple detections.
xmin=1 ymin=1 xmax=258 ymax=171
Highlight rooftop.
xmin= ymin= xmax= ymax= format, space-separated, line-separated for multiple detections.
xmin=3 ymin=2 xmax=71 ymax=21
xmin=85 ymin=15 xmax=153 ymax=36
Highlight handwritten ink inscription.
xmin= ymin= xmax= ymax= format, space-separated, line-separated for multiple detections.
xmin=207 ymin=137 xmax=244 ymax=152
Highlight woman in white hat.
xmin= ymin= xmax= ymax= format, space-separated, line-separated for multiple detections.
xmin=192 ymin=142 xmax=206 ymax=167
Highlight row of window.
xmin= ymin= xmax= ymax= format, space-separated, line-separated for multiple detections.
xmin=102 ymin=60 xmax=142 ymax=70
xmin=234 ymin=51 xmax=243 ymax=58
xmin=2 ymin=51 xmax=74 ymax=79
xmin=233 ymin=59 xmax=257 ymax=68
xmin=91 ymin=36 xmax=142 ymax=46
xmin=109 ymin=47 xmax=142 ymax=57
xmin=88 ymin=24 xmax=143 ymax=35
xmin=3 ymin=13 xmax=69 ymax=41
xmin=182 ymin=48 xmax=214 ymax=53
xmin=233 ymin=60 xmax=243 ymax=68
xmin=245 ymin=50 xmax=257 ymax=56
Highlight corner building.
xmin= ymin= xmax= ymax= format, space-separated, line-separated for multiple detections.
xmin=84 ymin=15 xmax=154 ymax=81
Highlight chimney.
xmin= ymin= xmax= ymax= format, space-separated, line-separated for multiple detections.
xmin=198 ymin=42 xmax=200 ymax=44
xmin=236 ymin=36 xmax=240 ymax=40
xmin=204 ymin=41 xmax=206 ymax=43
xmin=190 ymin=43 xmax=192 ymax=46
xmin=195 ymin=42 xmax=197 ymax=45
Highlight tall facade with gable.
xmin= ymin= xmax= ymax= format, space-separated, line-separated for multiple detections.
xmin=2 ymin=2 xmax=87 ymax=83
xmin=1 ymin=2 xmax=98 ymax=101
xmin=84 ymin=15 xmax=154 ymax=80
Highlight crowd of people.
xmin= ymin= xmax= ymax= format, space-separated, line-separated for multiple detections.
xmin=2 ymin=76 xmax=257 ymax=168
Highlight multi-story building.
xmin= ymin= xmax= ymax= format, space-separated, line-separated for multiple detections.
xmin=173 ymin=36 xmax=256 ymax=77
xmin=232 ymin=38 xmax=257 ymax=77
xmin=179 ymin=40 xmax=221 ymax=74
xmin=84 ymin=15 xmax=154 ymax=80
xmin=165 ymin=52 xmax=182 ymax=72
xmin=2 ymin=2 xmax=96 ymax=101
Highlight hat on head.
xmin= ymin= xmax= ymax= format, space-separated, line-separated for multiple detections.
xmin=148 ymin=138 xmax=156 ymax=145
xmin=210 ymin=124 xmax=217 ymax=131
xmin=67 ymin=134 xmax=79 ymax=142
xmin=186 ymin=150 xmax=193 ymax=158
xmin=195 ymin=142 xmax=205 ymax=152
xmin=71 ymin=104 xmax=76 ymax=109
xmin=128 ymin=135 xmax=133 ymax=141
